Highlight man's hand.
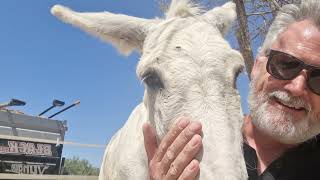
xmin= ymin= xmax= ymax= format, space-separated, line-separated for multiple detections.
xmin=143 ymin=118 xmax=202 ymax=180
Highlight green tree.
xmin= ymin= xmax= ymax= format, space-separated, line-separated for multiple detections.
xmin=62 ymin=156 xmax=99 ymax=175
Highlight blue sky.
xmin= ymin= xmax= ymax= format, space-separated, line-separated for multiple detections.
xmin=0 ymin=0 xmax=251 ymax=167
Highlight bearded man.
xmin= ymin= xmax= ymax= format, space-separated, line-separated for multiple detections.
xmin=143 ymin=0 xmax=320 ymax=179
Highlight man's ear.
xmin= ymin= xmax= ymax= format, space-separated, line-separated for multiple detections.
xmin=51 ymin=5 xmax=157 ymax=55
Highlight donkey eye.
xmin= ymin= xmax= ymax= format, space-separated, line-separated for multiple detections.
xmin=142 ymin=72 xmax=164 ymax=90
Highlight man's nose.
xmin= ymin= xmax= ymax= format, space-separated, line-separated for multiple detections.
xmin=283 ymin=71 xmax=308 ymax=97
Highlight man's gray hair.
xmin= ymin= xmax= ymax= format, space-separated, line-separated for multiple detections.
xmin=260 ymin=0 xmax=320 ymax=55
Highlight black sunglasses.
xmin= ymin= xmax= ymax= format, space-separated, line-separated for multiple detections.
xmin=266 ymin=49 xmax=320 ymax=95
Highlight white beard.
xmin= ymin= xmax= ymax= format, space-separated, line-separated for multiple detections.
xmin=248 ymin=81 xmax=320 ymax=144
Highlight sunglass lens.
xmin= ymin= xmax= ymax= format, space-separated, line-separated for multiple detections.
xmin=269 ymin=53 xmax=302 ymax=80
xmin=309 ymin=69 xmax=320 ymax=95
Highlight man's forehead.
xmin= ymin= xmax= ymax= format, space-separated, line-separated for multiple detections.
xmin=276 ymin=20 xmax=320 ymax=48
xmin=271 ymin=20 xmax=320 ymax=64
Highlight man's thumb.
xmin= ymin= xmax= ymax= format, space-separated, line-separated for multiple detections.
xmin=143 ymin=123 xmax=158 ymax=162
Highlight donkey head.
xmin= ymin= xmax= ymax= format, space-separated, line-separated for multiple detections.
xmin=51 ymin=0 xmax=243 ymax=138
xmin=52 ymin=1 xmax=247 ymax=179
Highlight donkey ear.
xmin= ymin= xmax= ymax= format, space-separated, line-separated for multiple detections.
xmin=202 ymin=2 xmax=237 ymax=35
xmin=51 ymin=5 xmax=156 ymax=55
xmin=165 ymin=0 xmax=203 ymax=18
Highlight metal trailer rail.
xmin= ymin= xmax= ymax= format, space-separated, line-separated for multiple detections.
xmin=0 ymin=134 xmax=105 ymax=148
xmin=0 ymin=110 xmax=67 ymax=143
xmin=0 ymin=174 xmax=98 ymax=180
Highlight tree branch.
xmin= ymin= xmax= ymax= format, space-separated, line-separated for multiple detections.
xmin=271 ymin=0 xmax=281 ymax=10
xmin=233 ymin=0 xmax=254 ymax=80
xmin=247 ymin=11 xmax=273 ymax=17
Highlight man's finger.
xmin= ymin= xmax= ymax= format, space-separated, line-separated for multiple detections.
xmin=154 ymin=118 xmax=190 ymax=162
xmin=143 ymin=123 xmax=158 ymax=162
xmin=164 ymin=134 xmax=202 ymax=179
xmin=161 ymin=122 xmax=202 ymax=174
xmin=177 ymin=160 xmax=200 ymax=180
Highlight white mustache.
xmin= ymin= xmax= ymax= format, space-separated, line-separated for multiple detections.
xmin=268 ymin=90 xmax=311 ymax=112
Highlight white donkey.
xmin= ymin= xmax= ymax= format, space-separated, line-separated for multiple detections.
xmin=51 ymin=1 xmax=247 ymax=179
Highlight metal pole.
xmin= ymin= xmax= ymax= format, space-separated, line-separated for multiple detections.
xmin=0 ymin=103 xmax=9 ymax=109
xmin=49 ymin=100 xmax=80 ymax=118
xmin=38 ymin=105 xmax=55 ymax=116
xmin=39 ymin=100 xmax=65 ymax=116
xmin=0 ymin=99 xmax=26 ymax=109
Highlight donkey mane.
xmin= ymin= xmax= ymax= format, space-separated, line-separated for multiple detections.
xmin=165 ymin=0 xmax=204 ymax=19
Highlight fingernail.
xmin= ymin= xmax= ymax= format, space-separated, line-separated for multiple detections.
xmin=178 ymin=118 xmax=189 ymax=128
xmin=190 ymin=136 xmax=200 ymax=147
xmin=189 ymin=122 xmax=201 ymax=132
xmin=189 ymin=160 xmax=197 ymax=171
